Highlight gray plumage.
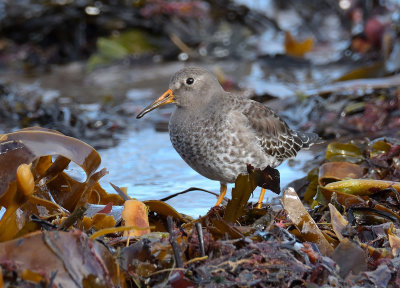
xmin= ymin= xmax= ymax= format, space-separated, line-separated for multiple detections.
xmin=142 ymin=66 xmax=320 ymax=184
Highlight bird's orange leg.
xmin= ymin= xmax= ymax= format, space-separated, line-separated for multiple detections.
xmin=256 ymin=188 xmax=266 ymax=209
xmin=215 ymin=183 xmax=227 ymax=206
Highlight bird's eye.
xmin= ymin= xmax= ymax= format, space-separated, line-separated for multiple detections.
xmin=186 ymin=77 xmax=194 ymax=85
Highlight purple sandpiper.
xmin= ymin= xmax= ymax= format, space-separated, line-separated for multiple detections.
xmin=137 ymin=66 xmax=319 ymax=207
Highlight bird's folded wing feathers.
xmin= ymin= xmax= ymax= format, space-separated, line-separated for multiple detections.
xmin=241 ymin=102 xmax=318 ymax=160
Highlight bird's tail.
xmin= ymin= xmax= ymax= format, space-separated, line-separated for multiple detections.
xmin=293 ymin=131 xmax=323 ymax=149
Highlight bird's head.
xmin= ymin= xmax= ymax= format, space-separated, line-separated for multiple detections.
xmin=136 ymin=66 xmax=223 ymax=119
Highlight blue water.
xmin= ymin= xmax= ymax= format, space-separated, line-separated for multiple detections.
xmin=99 ymin=128 xmax=313 ymax=217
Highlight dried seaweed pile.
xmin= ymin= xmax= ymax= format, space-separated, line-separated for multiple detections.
xmin=281 ymin=84 xmax=400 ymax=140
xmin=0 ymin=127 xmax=400 ymax=287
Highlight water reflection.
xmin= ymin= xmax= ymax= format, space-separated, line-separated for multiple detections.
xmin=99 ymin=128 xmax=312 ymax=217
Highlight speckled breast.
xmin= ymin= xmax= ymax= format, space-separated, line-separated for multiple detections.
xmin=168 ymin=113 xmax=279 ymax=184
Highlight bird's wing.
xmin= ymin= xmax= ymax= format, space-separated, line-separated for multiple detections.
xmin=240 ymin=101 xmax=315 ymax=160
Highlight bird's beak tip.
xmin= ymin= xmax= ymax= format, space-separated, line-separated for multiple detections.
xmin=136 ymin=89 xmax=175 ymax=120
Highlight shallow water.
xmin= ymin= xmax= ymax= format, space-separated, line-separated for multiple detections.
xmin=3 ymin=61 xmax=323 ymax=217
xmin=99 ymin=128 xmax=314 ymax=217
xmin=3 ymin=61 xmax=322 ymax=217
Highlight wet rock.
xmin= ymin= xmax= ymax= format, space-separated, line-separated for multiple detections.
xmin=0 ymin=81 xmax=124 ymax=149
